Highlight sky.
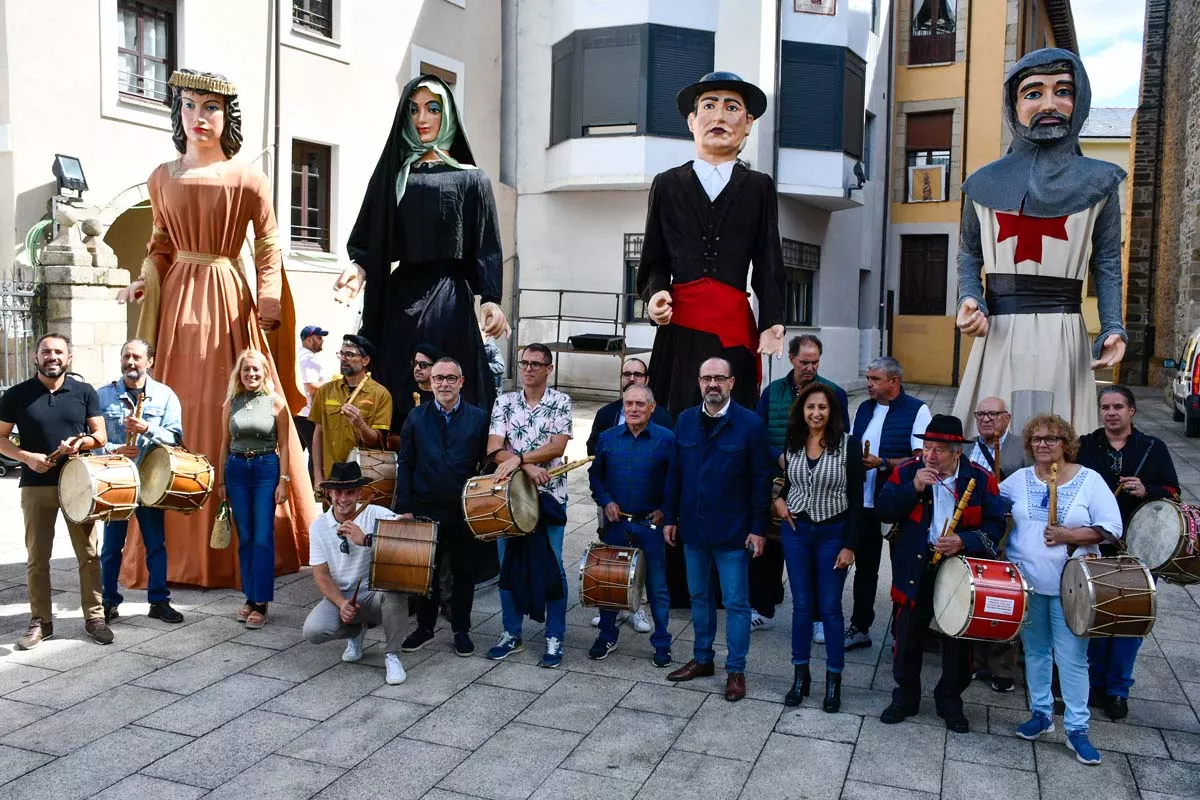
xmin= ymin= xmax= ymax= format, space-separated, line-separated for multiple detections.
xmin=1072 ymin=0 xmax=1147 ymax=108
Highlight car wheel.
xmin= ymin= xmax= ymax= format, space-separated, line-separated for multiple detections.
xmin=1186 ymin=409 xmax=1200 ymax=438
xmin=0 ymin=465 xmax=6 ymax=477
xmin=1175 ymin=405 xmax=1185 ymax=422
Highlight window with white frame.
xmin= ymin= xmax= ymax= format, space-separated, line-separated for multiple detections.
xmin=117 ymin=0 xmax=175 ymax=104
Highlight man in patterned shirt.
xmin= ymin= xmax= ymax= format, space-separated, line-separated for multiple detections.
xmin=486 ymin=343 xmax=573 ymax=667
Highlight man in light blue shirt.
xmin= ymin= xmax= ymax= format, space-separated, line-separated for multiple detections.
xmin=94 ymin=339 xmax=184 ymax=624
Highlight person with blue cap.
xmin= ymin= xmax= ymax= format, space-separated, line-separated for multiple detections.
xmin=295 ymin=324 xmax=329 ymax=458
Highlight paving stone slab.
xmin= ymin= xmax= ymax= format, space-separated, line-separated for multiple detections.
xmin=635 ymin=749 xmax=750 ymax=800
xmin=740 ymin=731 xmax=850 ymax=800
xmin=1128 ymin=755 xmax=1200 ymax=798
xmin=848 ymin=718 xmax=945 ymax=795
xmin=438 ymin=722 xmax=582 ymax=800
xmin=0 ymin=696 xmax=54 ymax=737
xmin=137 ymin=672 xmax=295 ymax=736
xmin=231 ymin=623 xmax=306 ymax=650
xmin=313 ymin=736 xmax=469 ymax=800
xmin=617 ymin=681 xmax=707 ymax=718
xmin=1163 ymin=729 xmax=1200 ymax=764
xmin=941 ymin=759 xmax=1035 ymax=800
xmin=262 ymin=661 xmax=384 ymax=721
xmin=943 ymin=730 xmax=1034 ymax=770
xmin=1034 ymin=741 xmax=1138 ymax=800
xmin=1158 ymin=638 xmax=1200 ymax=675
xmin=475 ymin=660 xmax=566 ymax=694
xmin=673 ymin=693 xmax=781 ymax=763
xmin=528 ymin=769 xmax=639 ymax=800
xmin=245 ymin=640 xmax=348 ymax=683
xmin=0 ymin=743 xmax=54 ymax=784
xmin=562 ymin=706 xmax=688 ymax=783
xmin=0 ymin=725 xmax=191 ymax=800
xmin=202 ymin=754 xmax=345 ymax=800
xmin=7 ymin=651 xmax=168 ymax=709
xmin=89 ymin=774 xmax=208 ymax=800
xmin=1125 ymin=655 xmax=1190 ymax=704
xmin=516 ymin=671 xmax=634 ymax=734
xmin=405 ymin=683 xmax=537 ymax=751
xmin=774 ymin=706 xmax=862 ymax=744
xmin=286 ymin=695 xmax=432 ymax=768
xmin=126 ymin=614 xmax=245 ymax=660
xmin=3 ymin=619 xmax=166 ymax=671
xmin=987 ymin=705 xmax=1170 ymax=757
xmin=1147 ymin=610 xmax=1198 ymax=643
xmin=0 ymin=683 xmax=177 ymax=755
xmin=370 ymin=651 xmax=496 ymax=706
xmin=141 ymin=709 xmax=316 ymax=789
xmin=0 ymin=662 xmax=58 ymax=696
xmin=839 ymin=781 xmax=938 ymax=800
xmin=272 ymin=575 xmax=324 ymax=608
xmin=133 ymin=641 xmax=273 ymax=694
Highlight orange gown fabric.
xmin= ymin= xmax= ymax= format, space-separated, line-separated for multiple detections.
xmin=119 ymin=159 xmax=317 ymax=590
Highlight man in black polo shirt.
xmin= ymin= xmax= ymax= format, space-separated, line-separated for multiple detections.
xmin=0 ymin=333 xmax=110 ymax=649
xmin=393 ymin=356 xmax=489 ymax=656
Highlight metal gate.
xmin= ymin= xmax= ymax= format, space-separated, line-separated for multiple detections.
xmin=1 ymin=265 xmax=47 ymax=393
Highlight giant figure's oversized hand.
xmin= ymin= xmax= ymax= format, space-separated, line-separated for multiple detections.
xmin=956 ymin=298 xmax=990 ymax=338
xmin=333 ymin=264 xmax=367 ymax=305
xmin=648 ymin=290 xmax=673 ymax=325
xmin=758 ymin=324 xmax=785 ymax=357
xmin=1091 ymin=334 xmax=1126 ymax=370
xmin=479 ymin=302 xmax=510 ymax=338
xmin=117 ymin=280 xmax=146 ymax=305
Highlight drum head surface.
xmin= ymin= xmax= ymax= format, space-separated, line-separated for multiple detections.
xmin=1060 ymin=559 xmax=1093 ymax=636
xmin=139 ymin=445 xmax=171 ymax=505
xmin=1127 ymin=500 xmax=1182 ymax=570
xmin=58 ymin=458 xmax=93 ymax=523
xmin=932 ymin=556 xmax=972 ymax=637
xmin=629 ymin=550 xmax=646 ymax=610
xmin=509 ymin=472 xmax=539 ymax=532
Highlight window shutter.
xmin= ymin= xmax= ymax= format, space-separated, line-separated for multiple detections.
xmin=779 ymin=42 xmax=842 ymax=151
xmin=646 ymin=25 xmax=715 ymax=139
xmin=579 ymin=27 xmax=642 ymax=130
xmin=841 ymin=52 xmax=867 ymax=159
xmin=550 ymin=36 xmax=574 ymax=145
xmin=906 ymin=111 xmax=953 ymax=150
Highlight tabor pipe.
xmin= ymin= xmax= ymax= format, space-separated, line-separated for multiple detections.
xmin=1048 ymin=463 xmax=1058 ymax=525
xmin=547 ymin=456 xmax=595 ymax=479
xmin=930 ymin=477 xmax=977 ymax=567
xmin=345 ymin=372 xmax=371 ymax=407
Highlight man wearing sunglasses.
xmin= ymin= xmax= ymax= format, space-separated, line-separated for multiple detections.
xmin=309 ymin=334 xmax=394 ymax=488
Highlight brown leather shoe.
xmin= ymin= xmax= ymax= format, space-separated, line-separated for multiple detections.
xmin=85 ymin=618 xmax=114 ymax=645
xmin=725 ymin=672 xmax=746 ymax=702
xmin=667 ymin=659 xmax=716 ymax=682
xmin=16 ymin=618 xmax=53 ymax=651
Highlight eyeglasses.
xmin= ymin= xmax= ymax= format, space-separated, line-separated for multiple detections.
xmin=411 ymin=360 xmax=435 ymax=369
xmin=1031 ymin=436 xmax=1065 ymax=446
xmin=974 ymin=411 xmax=1009 ymax=420
xmin=518 ymin=360 xmax=551 ymax=370
xmin=699 ymin=375 xmax=731 ymax=384
xmin=620 ymin=371 xmax=647 ymax=379
xmin=430 ymin=374 xmax=461 ymax=384
xmin=337 ymin=350 xmax=363 ymax=360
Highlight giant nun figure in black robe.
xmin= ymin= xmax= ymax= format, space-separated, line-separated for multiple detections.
xmin=637 ymin=72 xmax=786 ymax=607
xmin=340 ymin=74 xmax=506 ymax=421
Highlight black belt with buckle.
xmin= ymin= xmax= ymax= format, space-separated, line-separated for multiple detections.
xmin=229 ymin=449 xmax=275 ymax=459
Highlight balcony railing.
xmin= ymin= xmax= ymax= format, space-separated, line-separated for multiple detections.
xmin=909 ymin=32 xmax=955 ymax=65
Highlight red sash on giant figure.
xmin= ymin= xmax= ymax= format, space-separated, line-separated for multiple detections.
xmin=670 ymin=277 xmax=761 ymax=386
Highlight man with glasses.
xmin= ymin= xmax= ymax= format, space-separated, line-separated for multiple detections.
xmin=394 ymin=357 xmax=490 ymax=657
xmin=310 ymin=334 xmax=394 ymax=488
xmin=486 ymin=343 xmax=573 ymax=668
xmin=389 ymin=344 xmax=443 ymax=441
xmin=664 ymin=358 xmax=772 ymax=702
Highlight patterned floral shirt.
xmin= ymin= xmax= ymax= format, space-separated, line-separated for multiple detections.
xmin=489 ymin=387 xmax=574 ymax=504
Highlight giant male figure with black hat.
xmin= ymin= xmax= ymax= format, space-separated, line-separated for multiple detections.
xmin=636 ymin=71 xmax=786 ymax=418
xmin=953 ymin=48 xmax=1127 ymax=435
xmin=875 ymin=415 xmax=1006 ymax=733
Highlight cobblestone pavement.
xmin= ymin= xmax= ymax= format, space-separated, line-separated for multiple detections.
xmin=0 ymin=385 xmax=1196 ymax=799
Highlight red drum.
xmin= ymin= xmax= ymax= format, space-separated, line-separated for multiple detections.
xmin=933 ymin=556 xmax=1030 ymax=642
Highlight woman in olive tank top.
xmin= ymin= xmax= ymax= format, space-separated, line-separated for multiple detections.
xmin=218 ymin=348 xmax=292 ymax=628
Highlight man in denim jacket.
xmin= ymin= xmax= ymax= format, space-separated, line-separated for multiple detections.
xmin=94 ymin=339 xmax=184 ymax=623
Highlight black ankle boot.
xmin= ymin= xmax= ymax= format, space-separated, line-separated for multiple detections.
xmin=823 ymin=672 xmax=842 ymax=713
xmin=784 ymin=664 xmax=811 ymax=707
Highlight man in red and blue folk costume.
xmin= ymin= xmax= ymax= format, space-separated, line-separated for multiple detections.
xmin=876 ymin=415 xmax=1007 ymax=734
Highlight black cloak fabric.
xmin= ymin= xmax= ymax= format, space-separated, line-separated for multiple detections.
xmin=347 ymin=74 xmax=502 ymax=421
xmin=961 ymin=48 xmax=1125 ymax=217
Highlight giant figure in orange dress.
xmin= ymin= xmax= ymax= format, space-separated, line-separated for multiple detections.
xmin=118 ymin=70 xmax=316 ymax=589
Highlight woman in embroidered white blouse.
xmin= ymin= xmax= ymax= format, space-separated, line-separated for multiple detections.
xmin=1000 ymin=413 xmax=1122 ymax=765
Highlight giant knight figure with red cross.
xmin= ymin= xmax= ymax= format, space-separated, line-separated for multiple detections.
xmin=952 ymin=48 xmax=1126 ymax=435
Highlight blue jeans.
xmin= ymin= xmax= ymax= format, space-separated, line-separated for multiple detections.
xmin=684 ymin=543 xmax=751 ymax=673
xmin=225 ymin=452 xmax=278 ymax=604
xmin=1088 ymin=637 xmax=1143 ymax=699
xmin=1022 ymin=592 xmax=1091 ymax=732
xmin=597 ymin=520 xmax=671 ymax=650
xmin=497 ymin=523 xmax=566 ymax=641
xmin=780 ymin=518 xmax=848 ymax=670
xmin=100 ymin=505 xmax=169 ymax=606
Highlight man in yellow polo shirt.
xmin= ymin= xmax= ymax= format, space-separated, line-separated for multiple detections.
xmin=310 ymin=334 xmax=394 ymax=486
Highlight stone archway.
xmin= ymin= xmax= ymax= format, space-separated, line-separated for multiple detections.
xmin=103 ymin=200 xmax=153 ymax=341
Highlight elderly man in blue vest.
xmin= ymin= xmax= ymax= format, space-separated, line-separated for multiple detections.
xmin=754 ymin=334 xmax=849 ymax=641
xmin=664 ymin=357 xmax=773 ymax=702
xmin=844 ymin=356 xmax=931 ymax=651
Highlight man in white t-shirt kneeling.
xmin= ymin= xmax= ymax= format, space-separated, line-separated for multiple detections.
xmin=303 ymin=461 xmax=407 ymax=684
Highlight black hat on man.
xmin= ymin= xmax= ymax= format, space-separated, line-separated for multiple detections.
xmin=915 ymin=415 xmax=968 ymax=444
xmin=321 ymin=462 xmax=370 ymax=491
xmin=342 ymin=334 xmax=376 ymax=361
xmin=675 ymin=71 xmax=768 ymax=119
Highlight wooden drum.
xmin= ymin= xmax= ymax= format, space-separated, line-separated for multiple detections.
xmin=349 ymin=447 xmax=397 ymax=508
xmin=59 ymin=454 xmax=140 ymax=524
xmin=370 ymin=518 xmax=438 ymax=596
xmin=462 ymin=471 xmax=539 ymax=541
xmin=1125 ymin=499 xmax=1200 ymax=585
xmin=139 ymin=444 xmax=213 ymax=513
xmin=579 ymin=542 xmax=645 ymax=612
xmin=1061 ymin=556 xmax=1156 ymax=638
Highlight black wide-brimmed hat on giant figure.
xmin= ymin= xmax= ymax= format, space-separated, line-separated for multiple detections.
xmin=321 ymin=462 xmax=370 ymax=491
xmin=915 ymin=415 xmax=968 ymax=444
xmin=675 ymin=71 xmax=768 ymax=118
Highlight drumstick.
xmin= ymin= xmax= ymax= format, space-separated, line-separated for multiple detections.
xmin=863 ymin=440 xmax=871 ymax=458
xmin=930 ymin=477 xmax=977 ymax=566
xmin=350 ymin=577 xmax=362 ymax=605
xmin=1116 ymin=439 xmax=1156 ymax=496
xmin=1048 ymin=463 xmax=1058 ymax=526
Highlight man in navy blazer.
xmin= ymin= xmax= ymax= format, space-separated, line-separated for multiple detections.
xmin=663 ymin=357 xmax=773 ymax=702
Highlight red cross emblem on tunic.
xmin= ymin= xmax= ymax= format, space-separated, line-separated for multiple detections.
xmin=996 ymin=212 xmax=1070 ymax=264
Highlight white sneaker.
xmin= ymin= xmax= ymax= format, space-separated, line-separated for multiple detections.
xmin=590 ymin=613 xmax=601 ymax=627
xmin=630 ymin=608 xmax=652 ymax=633
xmin=342 ymin=624 xmax=367 ymax=663
xmin=591 ymin=610 xmax=629 ymax=627
xmin=750 ymin=611 xmax=776 ymax=632
xmin=813 ymin=622 xmax=825 ymax=644
xmin=385 ymin=652 xmax=407 ymax=685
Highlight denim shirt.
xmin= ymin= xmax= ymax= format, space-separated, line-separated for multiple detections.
xmin=94 ymin=376 xmax=183 ymax=464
